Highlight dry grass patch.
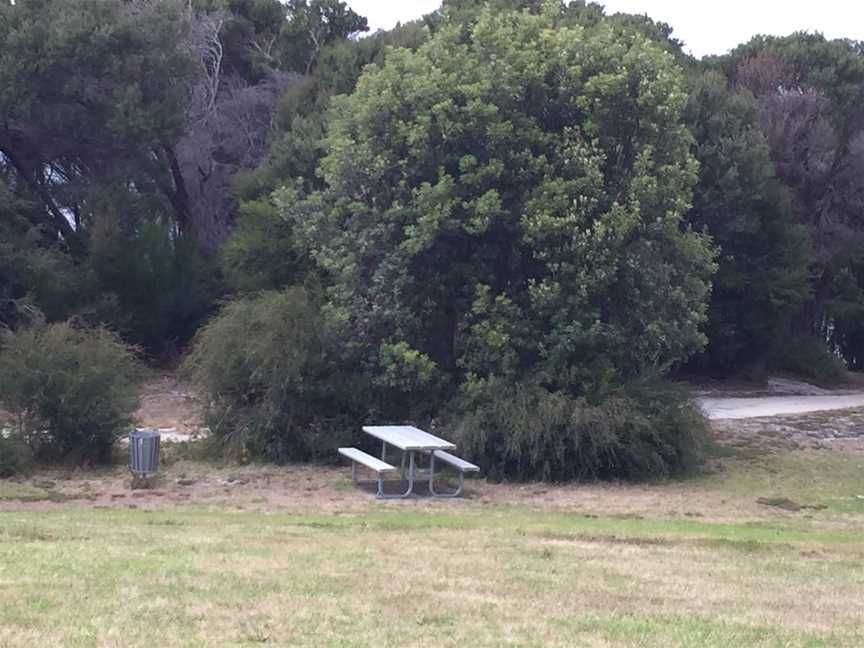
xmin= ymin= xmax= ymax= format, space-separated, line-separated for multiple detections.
xmin=0 ymin=508 xmax=862 ymax=647
xmin=1 ymin=419 xmax=863 ymax=647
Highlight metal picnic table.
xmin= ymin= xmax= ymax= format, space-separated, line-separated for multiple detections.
xmin=361 ymin=425 xmax=456 ymax=498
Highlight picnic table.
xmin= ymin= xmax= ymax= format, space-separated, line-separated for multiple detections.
xmin=338 ymin=425 xmax=479 ymax=499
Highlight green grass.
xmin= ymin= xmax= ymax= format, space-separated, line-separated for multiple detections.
xmin=696 ymin=450 xmax=864 ymax=513
xmin=1 ymin=505 xmax=863 ymax=647
xmin=0 ymin=482 xmax=69 ymax=503
xmin=1 ymin=448 xmax=863 ymax=647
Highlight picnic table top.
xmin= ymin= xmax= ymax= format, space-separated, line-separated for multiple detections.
xmin=361 ymin=425 xmax=456 ymax=451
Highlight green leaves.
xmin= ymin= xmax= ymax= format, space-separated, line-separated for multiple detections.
xmin=183 ymin=288 xmax=371 ymax=461
xmin=281 ymin=0 xmax=368 ymax=74
xmin=0 ymin=321 xmax=142 ymax=465
xmin=684 ymin=67 xmax=814 ymax=371
xmin=286 ymin=3 xmax=715 ymax=408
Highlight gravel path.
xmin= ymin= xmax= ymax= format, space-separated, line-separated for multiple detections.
xmin=699 ymin=394 xmax=864 ymax=420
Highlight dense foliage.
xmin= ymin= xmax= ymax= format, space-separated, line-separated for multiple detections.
xmin=683 ymin=70 xmax=812 ymax=372
xmin=183 ymin=288 xmax=367 ymax=460
xmin=719 ymin=34 xmax=864 ymax=376
xmin=2 ymin=0 xmax=864 ymax=479
xmin=0 ymin=179 xmax=83 ymax=328
xmin=289 ymin=7 xmax=715 ymax=407
xmin=452 ymin=376 xmax=707 ymax=481
xmin=0 ymin=436 xmax=32 ymax=478
xmin=210 ymin=3 xmax=718 ymax=476
xmin=0 ymin=0 xmax=363 ymax=353
xmin=0 ymin=322 xmax=141 ymax=465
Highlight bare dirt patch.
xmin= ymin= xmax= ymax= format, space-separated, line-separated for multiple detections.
xmin=711 ymin=407 xmax=864 ymax=453
xmin=3 ymin=375 xmax=863 ymax=528
xmin=3 ymin=451 xmax=861 ymax=532
xmin=133 ymin=374 xmax=206 ymax=440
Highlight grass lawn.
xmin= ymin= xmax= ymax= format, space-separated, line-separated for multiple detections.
xmin=1 ymin=450 xmax=863 ymax=647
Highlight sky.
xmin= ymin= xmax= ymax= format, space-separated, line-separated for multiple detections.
xmin=345 ymin=0 xmax=864 ymax=58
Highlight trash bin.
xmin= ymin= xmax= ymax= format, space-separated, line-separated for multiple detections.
xmin=129 ymin=429 xmax=161 ymax=476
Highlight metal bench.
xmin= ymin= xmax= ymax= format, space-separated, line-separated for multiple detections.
xmin=338 ymin=447 xmax=397 ymax=499
xmin=429 ymin=450 xmax=479 ymax=498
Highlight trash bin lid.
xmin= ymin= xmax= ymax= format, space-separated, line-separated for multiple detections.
xmin=130 ymin=429 xmax=161 ymax=439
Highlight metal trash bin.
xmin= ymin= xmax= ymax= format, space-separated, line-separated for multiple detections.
xmin=129 ymin=429 xmax=161 ymax=476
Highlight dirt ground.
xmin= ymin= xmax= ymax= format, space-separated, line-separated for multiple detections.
xmin=3 ymin=442 xmax=862 ymax=526
xmin=712 ymin=407 xmax=864 ymax=452
xmin=2 ymin=375 xmax=863 ymax=522
xmin=133 ymin=374 xmax=207 ymax=440
xmin=131 ymin=374 xmax=864 ymax=453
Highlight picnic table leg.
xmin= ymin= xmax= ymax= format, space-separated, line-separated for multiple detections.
xmin=429 ymin=472 xmax=465 ymax=498
xmin=428 ymin=451 xmax=436 ymax=493
xmin=407 ymin=450 xmax=415 ymax=495
xmin=381 ymin=440 xmax=387 ymax=462
xmin=428 ymin=454 xmax=466 ymax=498
xmin=377 ymin=450 xmax=415 ymax=500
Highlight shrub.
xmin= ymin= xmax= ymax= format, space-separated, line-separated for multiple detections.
xmin=0 ymin=435 xmax=33 ymax=477
xmin=769 ymin=335 xmax=847 ymax=385
xmin=450 ymin=375 xmax=708 ymax=482
xmin=183 ymin=288 xmax=365 ymax=462
xmin=0 ymin=321 xmax=142 ymax=464
xmin=88 ymin=222 xmax=221 ymax=358
xmin=222 ymin=197 xmax=307 ymax=293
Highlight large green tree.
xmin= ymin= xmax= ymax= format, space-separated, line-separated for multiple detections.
xmin=0 ymin=0 xmax=196 ymax=249
xmin=0 ymin=0 xmax=324 ymax=351
xmin=225 ymin=17 xmax=429 ymax=292
xmin=285 ymin=4 xmax=716 ymax=413
xmin=684 ymin=70 xmax=811 ymax=371
xmin=722 ymin=34 xmax=864 ymax=371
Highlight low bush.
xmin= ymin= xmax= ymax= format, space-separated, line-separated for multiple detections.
xmin=0 ymin=321 xmax=142 ymax=464
xmin=222 ymin=197 xmax=307 ymax=293
xmin=449 ymin=375 xmax=708 ymax=482
xmin=88 ymin=222 xmax=222 ymax=359
xmin=0 ymin=436 xmax=33 ymax=477
xmin=183 ymin=288 xmax=365 ymax=462
xmin=770 ymin=335 xmax=847 ymax=385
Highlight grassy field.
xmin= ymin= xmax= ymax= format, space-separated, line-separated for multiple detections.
xmin=1 ymin=448 xmax=863 ymax=647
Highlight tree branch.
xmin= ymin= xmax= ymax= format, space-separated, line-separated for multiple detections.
xmin=0 ymin=138 xmax=81 ymax=252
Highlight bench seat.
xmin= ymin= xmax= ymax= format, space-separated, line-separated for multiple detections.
xmin=432 ymin=450 xmax=479 ymax=473
xmin=338 ymin=447 xmax=396 ymax=474
xmin=429 ymin=450 xmax=478 ymax=497
xmin=338 ymin=447 xmax=398 ymax=499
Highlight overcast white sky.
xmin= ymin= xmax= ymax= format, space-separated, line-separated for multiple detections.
xmin=346 ymin=0 xmax=864 ymax=58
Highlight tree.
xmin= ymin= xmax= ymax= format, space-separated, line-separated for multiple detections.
xmin=192 ymin=0 xmax=289 ymax=81
xmin=0 ymin=0 xmax=320 ymax=352
xmin=684 ymin=70 xmax=811 ymax=371
xmin=724 ymin=35 xmax=864 ymax=369
xmin=0 ymin=0 xmax=196 ymax=250
xmin=0 ymin=176 xmax=82 ymax=328
xmin=826 ymin=264 xmax=864 ymax=370
xmin=176 ymin=63 xmax=295 ymax=250
xmin=0 ymin=0 xmax=308 ymax=254
xmin=285 ymin=3 xmax=716 ymax=417
xmin=224 ymin=16 xmax=429 ymax=292
xmin=281 ymin=0 xmax=368 ymax=74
